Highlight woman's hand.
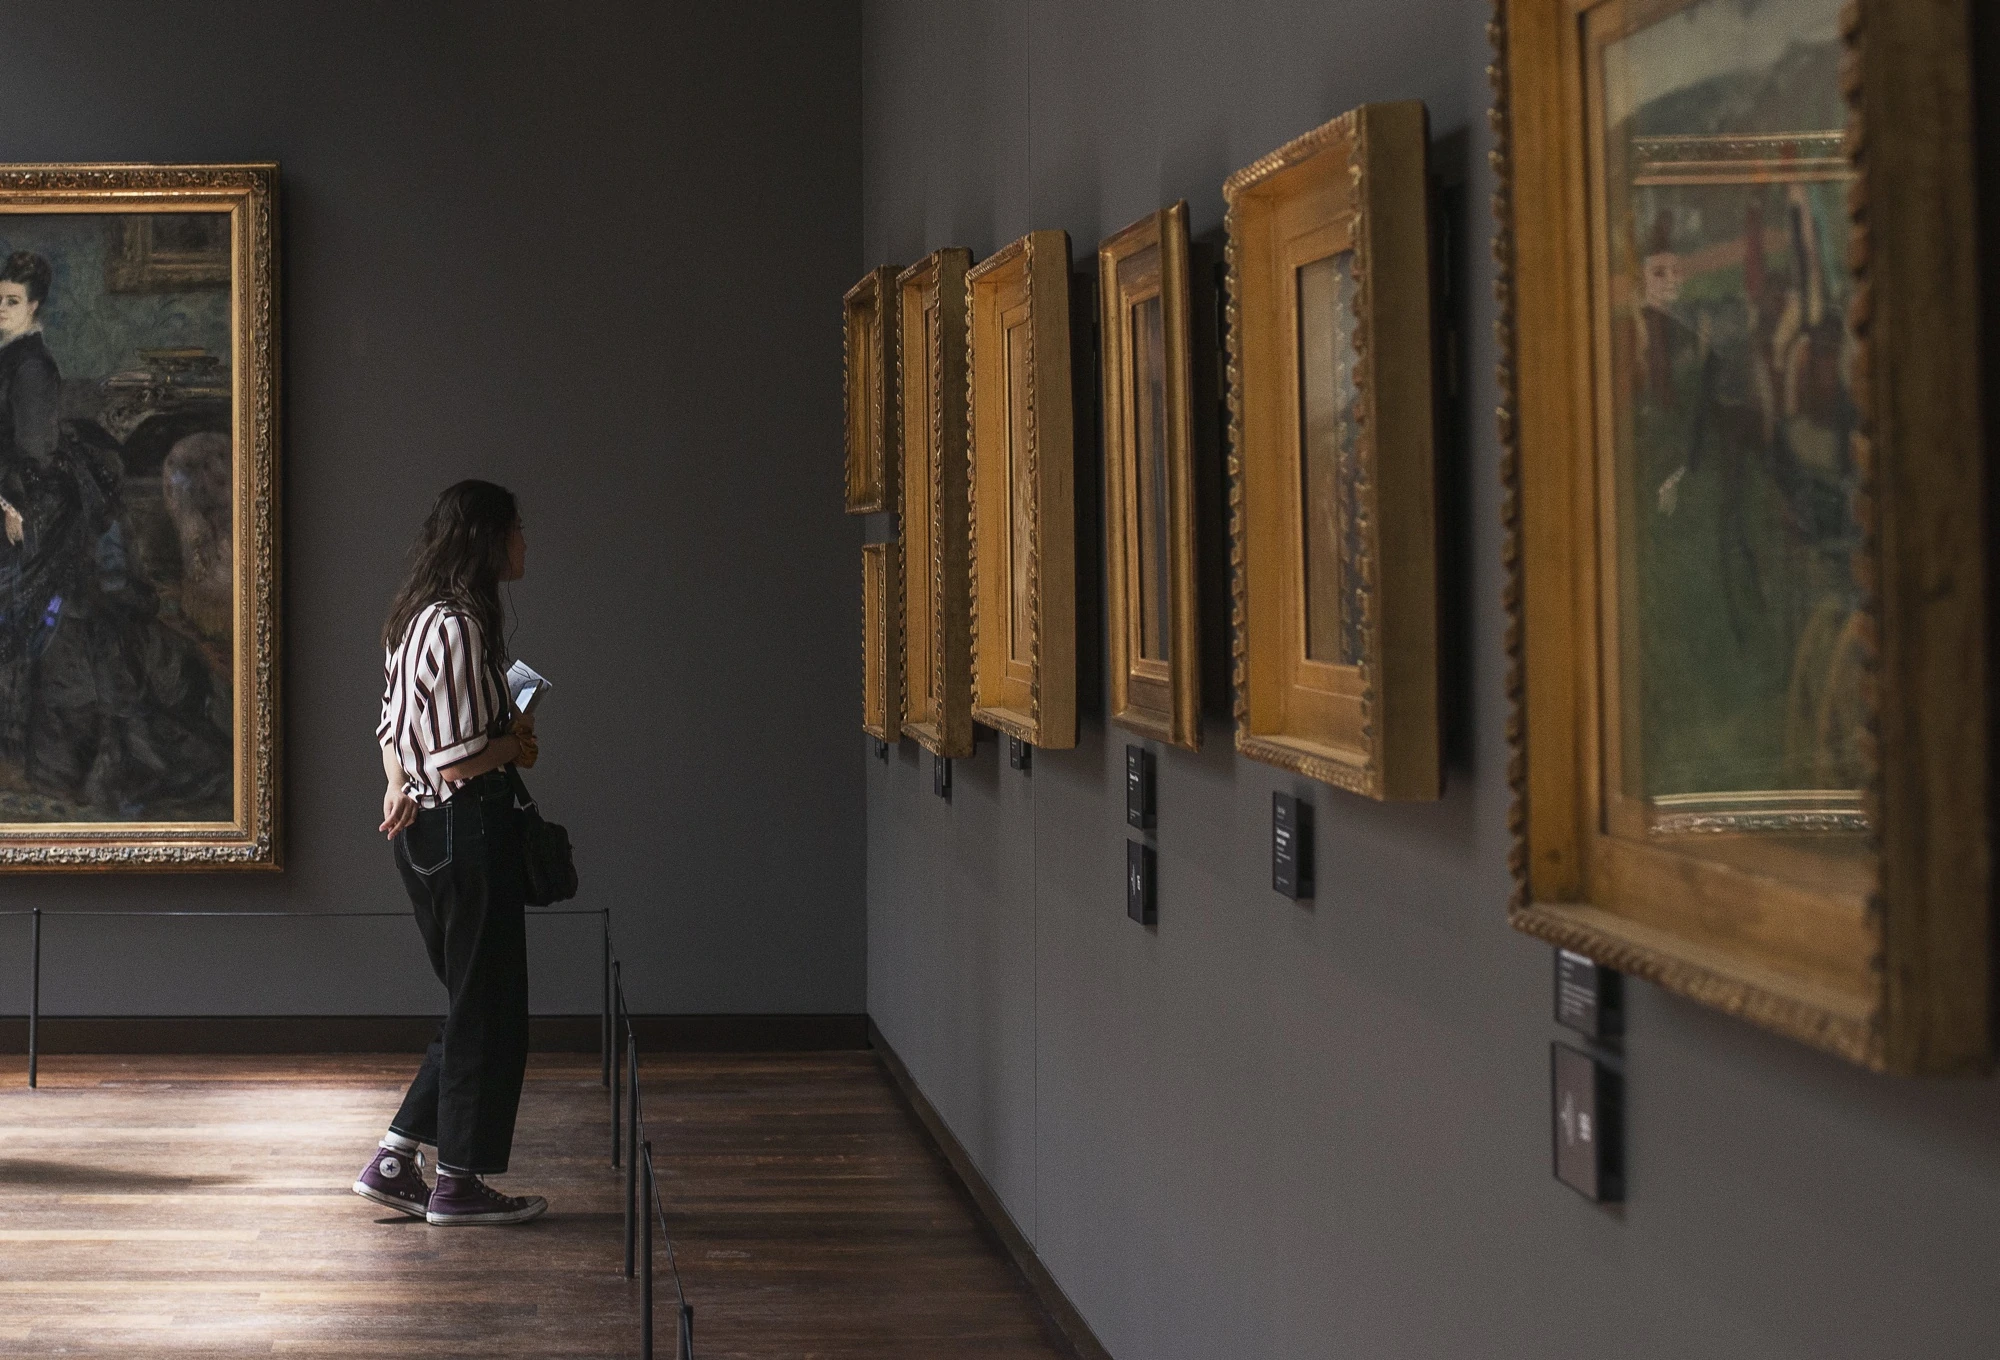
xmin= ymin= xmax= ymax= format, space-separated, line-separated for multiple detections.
xmin=381 ymin=781 xmax=418 ymax=838
xmin=512 ymin=715 xmax=539 ymax=769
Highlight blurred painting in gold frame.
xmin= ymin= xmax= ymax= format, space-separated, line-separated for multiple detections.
xmin=967 ymin=230 xmax=1076 ymax=751
xmin=1100 ymin=202 xmax=1200 ymax=751
xmin=896 ymin=249 xmax=974 ymax=758
xmin=1493 ymin=0 xmax=1988 ymax=1072
xmin=843 ymin=265 xmax=899 ymax=515
xmin=1224 ymin=102 xmax=1440 ymax=800
xmin=862 ymin=541 xmax=900 ymax=742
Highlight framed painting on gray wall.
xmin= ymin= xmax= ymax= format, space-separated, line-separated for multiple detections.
xmin=862 ymin=541 xmax=901 ymax=742
xmin=0 ymin=164 xmax=280 ymax=869
xmin=896 ymin=249 xmax=975 ymax=758
xmin=967 ymin=229 xmax=1076 ymax=751
xmin=1100 ymin=202 xmax=1200 ymax=751
xmin=1494 ymin=0 xmax=1987 ymax=1071
xmin=844 ymin=264 xmax=901 ymax=515
xmin=1224 ymin=102 xmax=1441 ymax=801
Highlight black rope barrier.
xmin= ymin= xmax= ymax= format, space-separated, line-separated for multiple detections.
xmin=608 ymin=937 xmax=693 ymax=1358
xmin=8 ymin=907 xmax=610 ymax=1093
xmin=7 ymin=907 xmax=690 ymax=1356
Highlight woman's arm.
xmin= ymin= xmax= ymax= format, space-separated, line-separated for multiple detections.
xmin=380 ymin=743 xmax=418 ymax=838
xmin=438 ymin=733 xmax=523 ymax=784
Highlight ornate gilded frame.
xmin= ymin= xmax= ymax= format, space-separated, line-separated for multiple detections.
xmin=1101 ymin=203 xmax=1201 ymax=750
xmin=862 ymin=542 xmax=902 ymax=742
xmin=1224 ymin=103 xmax=1440 ymax=800
xmin=843 ymin=265 xmax=900 ymax=515
xmin=0 ymin=163 xmax=280 ymax=869
xmin=896 ymin=249 xmax=975 ymax=757
xmin=967 ymin=230 xmax=1077 ymax=751
xmin=1492 ymin=0 xmax=1989 ymax=1072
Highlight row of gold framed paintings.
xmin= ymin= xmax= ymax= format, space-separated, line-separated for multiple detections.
xmin=848 ymin=99 xmax=1442 ymax=801
xmin=854 ymin=0 xmax=1993 ymax=1081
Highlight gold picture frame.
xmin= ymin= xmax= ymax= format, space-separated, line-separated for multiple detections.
xmin=862 ymin=542 xmax=901 ymax=742
xmin=1100 ymin=203 xmax=1200 ymax=750
xmin=0 ymin=163 xmax=280 ymax=869
xmin=968 ymin=230 xmax=1077 ymax=751
xmin=1224 ymin=102 xmax=1440 ymax=800
xmin=1492 ymin=0 xmax=1988 ymax=1072
xmin=896 ymin=249 xmax=975 ymax=758
xmin=843 ymin=265 xmax=900 ymax=515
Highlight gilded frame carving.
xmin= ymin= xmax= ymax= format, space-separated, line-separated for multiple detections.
xmin=862 ymin=541 xmax=901 ymax=742
xmin=896 ymin=249 xmax=975 ymax=758
xmin=967 ymin=230 xmax=1077 ymax=751
xmin=1100 ymin=203 xmax=1200 ymax=750
xmin=0 ymin=163 xmax=280 ymax=869
xmin=1492 ymin=0 xmax=1989 ymax=1072
xmin=1224 ymin=103 xmax=1440 ymax=800
xmin=843 ymin=265 xmax=900 ymax=515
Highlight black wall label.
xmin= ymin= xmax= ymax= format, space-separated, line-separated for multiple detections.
xmin=933 ymin=755 xmax=952 ymax=800
xmin=1551 ymin=1043 xmax=1623 ymax=1203
xmin=1271 ymin=793 xmax=1313 ymax=899
xmin=1126 ymin=840 xmax=1156 ymax=925
xmin=1555 ymin=949 xmax=1623 ymax=1041
xmin=1125 ymin=745 xmax=1155 ymax=829
xmin=1009 ymin=736 xmax=1032 ymax=772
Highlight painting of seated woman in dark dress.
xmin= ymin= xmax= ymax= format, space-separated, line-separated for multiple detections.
xmin=0 ymin=228 xmax=234 ymax=823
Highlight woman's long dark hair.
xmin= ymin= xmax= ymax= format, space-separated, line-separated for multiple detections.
xmin=382 ymin=480 xmax=517 ymax=666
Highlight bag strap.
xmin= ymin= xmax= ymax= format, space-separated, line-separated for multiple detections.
xmin=504 ymin=762 xmax=538 ymax=813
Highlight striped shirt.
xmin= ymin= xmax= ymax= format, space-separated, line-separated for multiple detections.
xmin=377 ymin=602 xmax=512 ymax=807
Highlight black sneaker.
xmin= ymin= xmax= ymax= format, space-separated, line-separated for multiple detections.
xmin=352 ymin=1145 xmax=430 ymax=1218
xmin=425 ymin=1171 xmax=548 ymax=1226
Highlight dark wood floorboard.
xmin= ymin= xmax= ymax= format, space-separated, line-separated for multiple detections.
xmin=0 ymin=1051 xmax=1074 ymax=1358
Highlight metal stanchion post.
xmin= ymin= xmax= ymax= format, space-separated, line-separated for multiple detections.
xmin=641 ymin=1142 xmax=655 ymax=1360
xmin=624 ymin=1034 xmax=639 ymax=1278
xmin=610 ymin=965 xmax=623 ymax=1168
xmin=28 ymin=908 xmax=41 ymax=1090
xmin=600 ymin=913 xmax=612 ymax=1087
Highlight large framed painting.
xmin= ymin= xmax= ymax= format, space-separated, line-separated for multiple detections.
xmin=0 ymin=164 xmax=279 ymax=869
xmin=862 ymin=542 xmax=901 ymax=742
xmin=843 ymin=265 xmax=901 ymax=515
xmin=1224 ymin=102 xmax=1440 ymax=800
xmin=1493 ymin=0 xmax=1987 ymax=1071
xmin=968 ymin=230 xmax=1076 ymax=751
xmin=896 ymin=249 xmax=974 ymax=758
xmin=1100 ymin=203 xmax=1200 ymax=751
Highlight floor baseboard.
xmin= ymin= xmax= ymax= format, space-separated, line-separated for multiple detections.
xmin=869 ymin=1020 xmax=1114 ymax=1360
xmin=0 ymin=1013 xmax=870 ymax=1054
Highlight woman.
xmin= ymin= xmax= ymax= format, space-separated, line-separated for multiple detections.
xmin=354 ymin=479 xmax=547 ymax=1226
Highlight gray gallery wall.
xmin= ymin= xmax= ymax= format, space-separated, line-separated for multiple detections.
xmin=860 ymin=3 xmax=2000 ymax=1358
xmin=0 ymin=0 xmax=866 ymax=1018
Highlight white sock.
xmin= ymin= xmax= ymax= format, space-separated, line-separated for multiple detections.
xmin=380 ymin=1131 xmax=420 ymax=1155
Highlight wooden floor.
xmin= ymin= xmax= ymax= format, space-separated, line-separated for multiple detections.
xmin=0 ymin=1051 xmax=1075 ymax=1358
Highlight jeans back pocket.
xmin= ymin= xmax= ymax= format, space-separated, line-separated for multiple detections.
xmin=399 ymin=812 xmax=453 ymax=877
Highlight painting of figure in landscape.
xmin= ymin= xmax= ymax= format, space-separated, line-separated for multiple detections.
xmin=0 ymin=211 xmax=236 ymax=825
xmin=1594 ymin=0 xmax=1862 ymax=831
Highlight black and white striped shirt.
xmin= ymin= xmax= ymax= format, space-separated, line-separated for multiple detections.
xmin=377 ymin=602 xmax=510 ymax=807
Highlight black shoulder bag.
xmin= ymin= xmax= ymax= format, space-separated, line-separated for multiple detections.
xmin=505 ymin=764 xmax=577 ymax=905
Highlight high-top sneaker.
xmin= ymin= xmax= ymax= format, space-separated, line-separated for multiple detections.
xmin=352 ymin=1145 xmax=431 ymax=1218
xmin=425 ymin=1172 xmax=548 ymax=1226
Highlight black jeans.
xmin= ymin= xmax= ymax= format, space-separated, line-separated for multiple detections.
xmin=388 ymin=771 xmax=530 ymax=1175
